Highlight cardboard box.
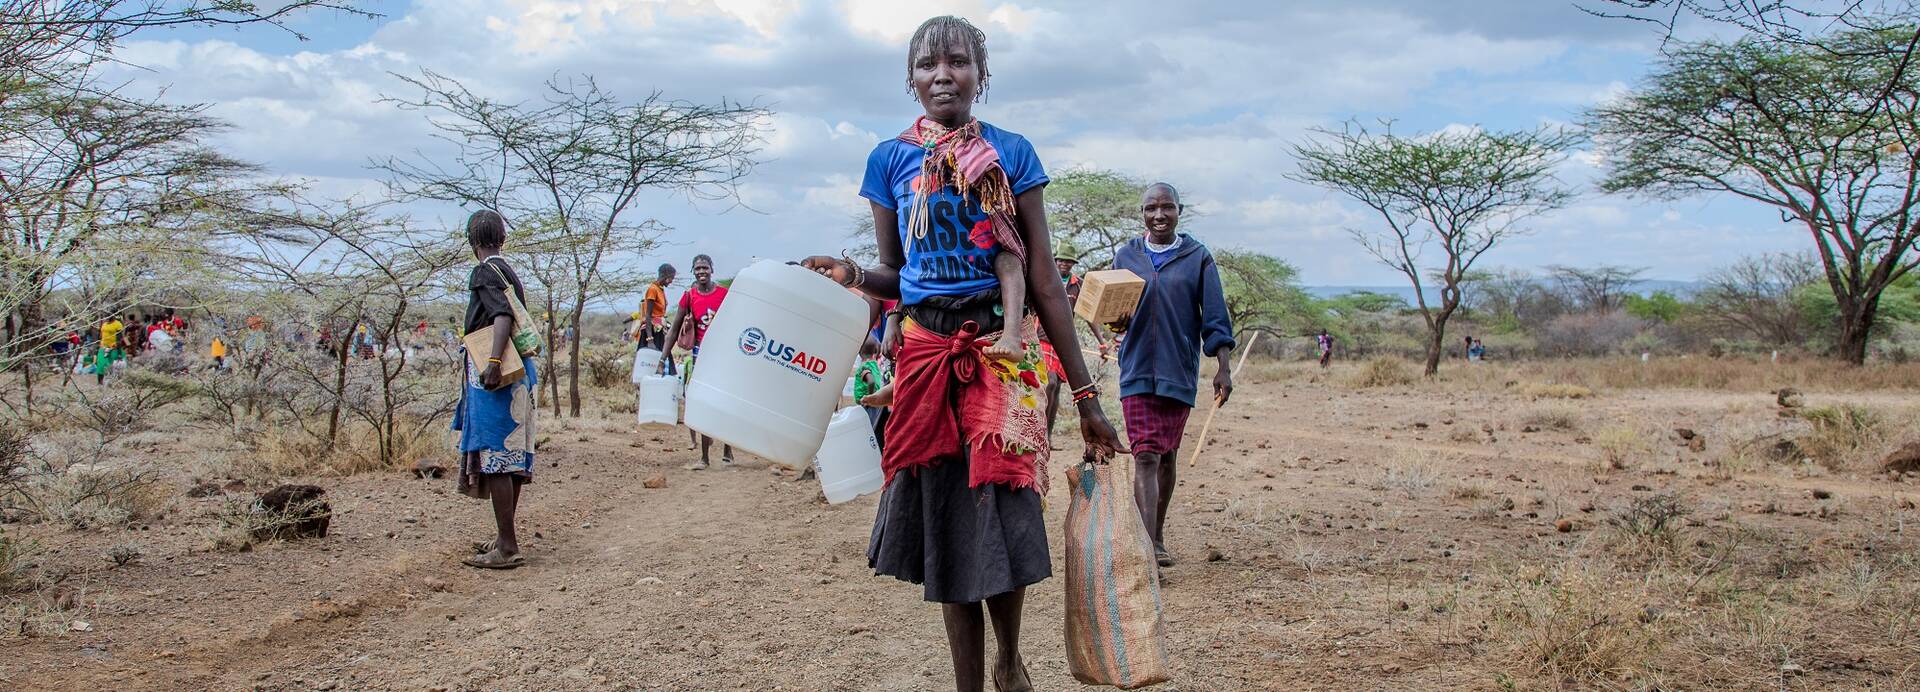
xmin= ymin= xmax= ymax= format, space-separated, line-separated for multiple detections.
xmin=1074 ymin=269 xmax=1147 ymax=325
xmin=463 ymin=325 xmax=526 ymax=387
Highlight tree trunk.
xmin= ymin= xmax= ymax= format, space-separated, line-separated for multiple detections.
xmin=1422 ymin=302 xmax=1459 ymax=377
xmin=1836 ymin=302 xmax=1874 ymax=365
xmin=380 ymin=334 xmax=398 ymax=467
xmin=1823 ymin=273 xmax=1885 ymax=365
xmin=568 ymin=297 xmax=586 ymax=418
xmin=1422 ymin=327 xmax=1444 ymax=377
xmin=21 ymin=335 xmax=34 ymax=418
xmin=326 ymin=319 xmax=355 ymax=447
xmin=544 ymin=296 xmax=560 ymax=416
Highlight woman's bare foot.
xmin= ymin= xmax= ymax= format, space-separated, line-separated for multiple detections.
xmin=462 ymin=547 xmax=525 ymax=570
xmin=992 ymin=653 xmax=1032 ymax=692
xmin=983 ymin=334 xmax=1024 ymax=362
xmin=858 ymin=390 xmax=892 ymax=407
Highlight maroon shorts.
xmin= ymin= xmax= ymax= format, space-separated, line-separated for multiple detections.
xmin=1122 ymin=394 xmax=1193 ymax=457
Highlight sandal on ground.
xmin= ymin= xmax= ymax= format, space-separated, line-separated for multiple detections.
xmin=471 ymin=539 xmax=496 ymax=554
xmin=462 ymin=548 xmax=526 ymax=570
xmin=684 ymin=459 xmax=709 ymax=471
xmin=993 ymin=656 xmax=1033 ymax=692
xmin=1156 ymin=548 xmax=1175 ymax=568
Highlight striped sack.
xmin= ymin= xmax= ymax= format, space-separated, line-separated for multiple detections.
xmin=1064 ymin=459 xmax=1171 ymax=688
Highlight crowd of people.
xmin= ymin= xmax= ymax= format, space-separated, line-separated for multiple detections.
xmin=440 ymin=15 xmax=1254 ymax=691
xmin=15 ymin=15 xmax=1287 ymax=690
xmin=34 ymin=302 xmax=478 ymax=395
xmin=41 ymin=310 xmax=197 ymax=384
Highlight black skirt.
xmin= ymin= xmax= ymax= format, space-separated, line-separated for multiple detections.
xmin=868 ymin=295 xmax=1048 ymax=604
xmin=867 ymin=451 xmax=1052 ymax=604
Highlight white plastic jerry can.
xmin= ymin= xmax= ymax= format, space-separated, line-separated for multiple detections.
xmin=632 ymin=347 xmax=662 ymax=384
xmin=683 ymin=260 xmax=868 ymax=469
xmin=637 ymin=374 xmax=681 ymax=427
xmin=814 ymin=407 xmax=884 ymax=504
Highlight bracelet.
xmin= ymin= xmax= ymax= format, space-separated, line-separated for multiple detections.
xmin=842 ymin=259 xmax=866 ymax=288
xmin=487 ymin=357 xmax=502 ymax=364
xmin=1071 ymin=385 xmax=1099 ymax=403
xmin=1070 ymin=382 xmax=1097 ymax=396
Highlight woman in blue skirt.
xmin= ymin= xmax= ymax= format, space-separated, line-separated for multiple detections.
xmin=452 ymin=209 xmax=539 ymax=570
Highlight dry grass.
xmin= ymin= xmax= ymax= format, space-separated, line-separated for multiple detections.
xmin=1594 ymin=425 xmax=1652 ymax=471
xmin=1520 ymin=404 xmax=1582 ymax=432
xmin=240 ymin=417 xmax=450 ymax=481
xmin=201 ymin=493 xmax=334 ymax=553
xmin=1479 ymin=357 xmax=1920 ymax=393
xmin=1449 ymin=483 xmax=1491 ymax=501
xmin=1795 ymin=404 xmax=1892 ymax=472
xmin=1605 ymin=493 xmax=1691 ymax=558
xmin=1349 ymin=357 xmax=1417 ymax=388
xmin=1491 ymin=562 xmax=1664 ymax=686
xmin=1236 ymin=359 xmax=1306 ymax=385
xmin=6 ymin=432 xmax=173 ymax=530
xmin=1371 ymin=451 xmax=1440 ymax=495
xmin=1519 ymin=382 xmax=1595 ymax=400
xmin=0 ymin=529 xmax=37 ymax=594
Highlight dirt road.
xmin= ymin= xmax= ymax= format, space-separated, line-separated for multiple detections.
xmin=8 ymin=367 xmax=1917 ymax=690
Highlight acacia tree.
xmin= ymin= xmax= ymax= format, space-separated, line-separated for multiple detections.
xmin=1213 ymin=249 xmax=1313 ymax=338
xmin=1587 ymin=28 xmax=1920 ymax=363
xmin=0 ymin=82 xmax=261 ymax=409
xmin=1291 ymin=122 xmax=1579 ymax=375
xmin=1462 ymin=268 xmax=1571 ymax=331
xmin=225 ymin=195 xmax=464 ymax=463
xmin=507 ymin=215 xmax=658 ymax=414
xmin=1047 ymin=169 xmax=1147 ymax=269
xmin=377 ymin=70 xmax=764 ymax=417
xmin=1697 ymin=252 xmax=1821 ymax=345
xmin=1 ymin=0 xmax=376 ymax=91
xmin=1547 ymin=264 xmax=1647 ymax=312
xmin=1580 ymin=1 xmax=1917 ymax=56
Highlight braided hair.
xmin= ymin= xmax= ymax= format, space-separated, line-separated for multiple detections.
xmin=907 ymin=15 xmax=990 ymax=101
xmin=465 ymin=209 xmax=507 ymax=250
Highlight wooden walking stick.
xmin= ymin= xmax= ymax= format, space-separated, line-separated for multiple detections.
xmin=1188 ymin=331 xmax=1259 ymax=467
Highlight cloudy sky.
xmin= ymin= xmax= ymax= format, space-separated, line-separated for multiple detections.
xmin=106 ymin=0 xmax=1809 ymax=305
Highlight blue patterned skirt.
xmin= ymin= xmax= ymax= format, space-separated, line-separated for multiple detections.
xmin=452 ymin=352 xmax=538 ymax=499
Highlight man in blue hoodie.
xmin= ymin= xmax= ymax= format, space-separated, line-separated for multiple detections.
xmin=1108 ymin=182 xmax=1235 ymax=568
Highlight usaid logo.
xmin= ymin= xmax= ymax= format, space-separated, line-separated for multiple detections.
xmin=736 ymin=326 xmax=829 ymax=381
xmin=739 ymin=327 xmax=767 ymax=356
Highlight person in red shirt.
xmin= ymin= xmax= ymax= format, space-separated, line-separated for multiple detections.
xmin=661 ymin=254 xmax=732 ymax=469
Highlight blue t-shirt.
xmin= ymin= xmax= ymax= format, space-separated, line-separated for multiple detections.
xmin=1148 ymin=246 xmax=1179 ymax=271
xmin=859 ymin=122 xmax=1049 ymax=306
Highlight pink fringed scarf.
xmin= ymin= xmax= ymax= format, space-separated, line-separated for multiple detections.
xmin=896 ymin=117 xmax=1027 ymax=263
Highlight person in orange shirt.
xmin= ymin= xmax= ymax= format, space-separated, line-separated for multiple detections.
xmin=636 ymin=263 xmax=675 ymax=351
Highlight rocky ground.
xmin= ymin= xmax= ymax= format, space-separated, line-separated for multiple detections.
xmin=6 ymin=361 xmax=1918 ymax=690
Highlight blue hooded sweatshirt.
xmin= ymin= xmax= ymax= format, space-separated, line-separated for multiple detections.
xmin=1112 ymin=234 xmax=1236 ymax=407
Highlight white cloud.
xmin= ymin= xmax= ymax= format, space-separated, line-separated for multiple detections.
xmin=93 ymin=0 xmax=1795 ymax=291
